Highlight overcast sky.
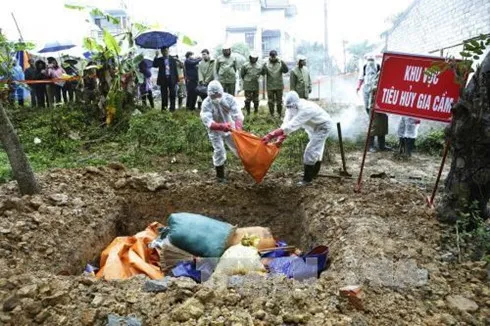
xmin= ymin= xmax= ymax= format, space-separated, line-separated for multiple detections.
xmin=0 ymin=0 xmax=413 ymax=60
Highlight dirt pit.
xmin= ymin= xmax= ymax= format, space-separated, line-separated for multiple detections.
xmin=80 ymin=185 xmax=312 ymax=276
xmin=0 ymin=161 xmax=489 ymax=325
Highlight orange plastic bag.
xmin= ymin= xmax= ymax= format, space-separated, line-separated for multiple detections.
xmin=231 ymin=130 xmax=280 ymax=183
xmin=96 ymin=222 xmax=164 ymax=280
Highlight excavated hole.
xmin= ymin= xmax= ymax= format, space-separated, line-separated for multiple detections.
xmin=71 ymin=185 xmax=319 ymax=276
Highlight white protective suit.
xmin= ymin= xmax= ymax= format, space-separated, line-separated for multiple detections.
xmin=360 ymin=59 xmax=380 ymax=112
xmin=397 ymin=117 xmax=420 ymax=139
xmin=281 ymin=92 xmax=333 ymax=165
xmin=200 ymin=81 xmax=244 ymax=167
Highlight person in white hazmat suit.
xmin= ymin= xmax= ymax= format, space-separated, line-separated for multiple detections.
xmin=200 ymin=80 xmax=244 ymax=183
xmin=357 ymin=55 xmax=391 ymax=152
xmin=397 ymin=117 xmax=420 ymax=157
xmin=262 ymin=91 xmax=333 ymax=186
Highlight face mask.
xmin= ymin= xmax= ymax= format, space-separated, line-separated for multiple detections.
xmin=212 ymin=98 xmax=221 ymax=105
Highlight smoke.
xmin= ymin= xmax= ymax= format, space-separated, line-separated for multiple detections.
xmin=319 ymin=74 xmax=446 ymax=140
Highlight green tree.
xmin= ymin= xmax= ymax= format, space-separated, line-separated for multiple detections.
xmin=433 ymin=35 xmax=490 ymax=223
xmin=345 ymin=40 xmax=377 ymax=73
xmin=0 ymin=32 xmax=39 ymax=195
xmin=296 ymin=41 xmax=326 ymax=77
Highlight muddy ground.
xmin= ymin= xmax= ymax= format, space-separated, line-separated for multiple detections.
xmin=0 ymin=150 xmax=488 ymax=325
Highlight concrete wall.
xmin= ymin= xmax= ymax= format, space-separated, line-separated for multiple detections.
xmin=385 ymin=0 xmax=490 ymax=56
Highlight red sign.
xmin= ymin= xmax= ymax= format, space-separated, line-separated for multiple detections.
xmin=374 ymin=52 xmax=463 ymax=123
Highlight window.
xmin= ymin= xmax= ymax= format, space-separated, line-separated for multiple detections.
xmin=262 ymin=36 xmax=281 ymax=55
xmin=94 ymin=18 xmax=101 ymax=28
xmin=245 ymin=32 xmax=255 ymax=50
xmin=122 ymin=17 xmax=127 ymax=29
xmin=232 ymin=3 xmax=251 ymax=11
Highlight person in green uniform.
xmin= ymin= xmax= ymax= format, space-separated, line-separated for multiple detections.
xmin=290 ymin=55 xmax=312 ymax=99
xmin=240 ymin=52 xmax=261 ymax=114
xmin=215 ymin=44 xmax=237 ymax=95
xmin=261 ymin=50 xmax=289 ymax=117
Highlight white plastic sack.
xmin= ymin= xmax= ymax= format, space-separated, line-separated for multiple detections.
xmin=214 ymin=244 xmax=266 ymax=276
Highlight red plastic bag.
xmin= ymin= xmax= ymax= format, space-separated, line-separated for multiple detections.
xmin=231 ymin=130 xmax=280 ymax=183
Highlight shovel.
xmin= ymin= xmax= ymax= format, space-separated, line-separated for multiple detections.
xmin=337 ymin=122 xmax=352 ymax=177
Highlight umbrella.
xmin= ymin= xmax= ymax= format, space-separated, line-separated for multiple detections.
xmin=135 ymin=31 xmax=178 ymax=49
xmin=38 ymin=41 xmax=77 ymax=53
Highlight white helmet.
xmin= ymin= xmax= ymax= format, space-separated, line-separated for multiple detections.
xmin=249 ymin=52 xmax=259 ymax=59
xmin=297 ymin=54 xmax=306 ymax=62
xmin=222 ymin=43 xmax=232 ymax=50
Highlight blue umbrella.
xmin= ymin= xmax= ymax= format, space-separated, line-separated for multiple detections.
xmin=38 ymin=41 xmax=77 ymax=53
xmin=135 ymin=31 xmax=178 ymax=49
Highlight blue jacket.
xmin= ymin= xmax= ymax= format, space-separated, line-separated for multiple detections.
xmin=184 ymin=58 xmax=201 ymax=82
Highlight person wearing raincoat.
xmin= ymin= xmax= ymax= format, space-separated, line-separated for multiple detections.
xmin=200 ymin=80 xmax=244 ymax=183
xmin=262 ymin=50 xmax=289 ymax=117
xmin=262 ymin=91 xmax=333 ymax=186
xmin=290 ymin=55 xmax=312 ymax=99
xmin=240 ymin=52 xmax=261 ymax=115
xmin=215 ymin=44 xmax=238 ymax=95
xmin=397 ymin=117 xmax=420 ymax=157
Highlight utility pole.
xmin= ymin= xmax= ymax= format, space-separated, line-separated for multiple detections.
xmin=323 ymin=0 xmax=330 ymax=75
xmin=342 ymin=40 xmax=348 ymax=74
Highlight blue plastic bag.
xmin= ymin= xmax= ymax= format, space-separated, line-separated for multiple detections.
xmin=166 ymin=213 xmax=235 ymax=258
xmin=260 ymin=240 xmax=290 ymax=259
xmin=267 ymin=245 xmax=329 ymax=280
xmin=171 ymin=259 xmax=217 ymax=283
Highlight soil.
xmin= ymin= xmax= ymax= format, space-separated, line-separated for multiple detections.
xmin=0 ymin=151 xmax=489 ymax=326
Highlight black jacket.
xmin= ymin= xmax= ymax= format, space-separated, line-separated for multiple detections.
xmin=153 ymin=56 xmax=178 ymax=86
xmin=24 ymin=67 xmax=36 ymax=80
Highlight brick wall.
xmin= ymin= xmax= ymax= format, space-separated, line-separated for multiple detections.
xmin=385 ymin=0 xmax=490 ymax=56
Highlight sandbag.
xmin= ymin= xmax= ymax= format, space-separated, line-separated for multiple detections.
xmin=231 ymin=130 xmax=280 ymax=183
xmin=167 ymin=213 xmax=235 ymax=258
xmin=228 ymin=227 xmax=276 ymax=250
xmin=214 ymin=244 xmax=266 ymax=276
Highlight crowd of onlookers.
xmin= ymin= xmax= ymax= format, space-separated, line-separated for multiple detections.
xmin=139 ymin=44 xmax=312 ymax=116
xmin=9 ymin=44 xmax=313 ymax=118
xmin=10 ymin=57 xmax=79 ymax=108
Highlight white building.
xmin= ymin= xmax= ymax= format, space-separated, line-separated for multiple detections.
xmin=221 ymin=0 xmax=298 ymax=61
xmin=89 ymin=9 xmax=130 ymax=41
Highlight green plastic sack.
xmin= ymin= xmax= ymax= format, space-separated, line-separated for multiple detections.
xmin=167 ymin=213 xmax=235 ymax=258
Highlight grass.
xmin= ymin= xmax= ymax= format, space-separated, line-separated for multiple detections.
xmin=0 ymin=103 xmax=446 ymax=183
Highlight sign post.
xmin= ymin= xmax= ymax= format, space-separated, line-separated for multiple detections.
xmin=355 ymin=52 xmax=463 ymax=199
xmin=426 ymin=140 xmax=450 ymax=208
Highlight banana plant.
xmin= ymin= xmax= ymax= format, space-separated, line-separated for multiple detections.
xmin=67 ymin=4 xmax=148 ymax=124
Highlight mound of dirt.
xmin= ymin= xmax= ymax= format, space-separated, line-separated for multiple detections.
xmin=0 ymin=162 xmax=488 ymax=325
